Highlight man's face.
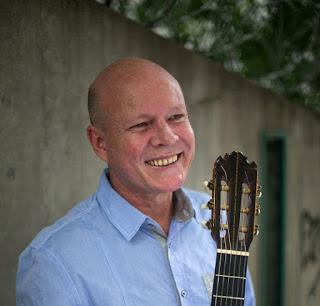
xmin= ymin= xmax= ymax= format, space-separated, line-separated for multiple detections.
xmin=99 ymin=72 xmax=195 ymax=197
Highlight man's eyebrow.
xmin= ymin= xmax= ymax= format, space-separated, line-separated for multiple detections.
xmin=169 ymin=106 xmax=187 ymax=113
xmin=126 ymin=114 xmax=153 ymax=123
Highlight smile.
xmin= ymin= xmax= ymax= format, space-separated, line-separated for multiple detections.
xmin=146 ymin=154 xmax=181 ymax=167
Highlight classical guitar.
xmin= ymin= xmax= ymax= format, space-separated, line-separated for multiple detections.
xmin=203 ymin=151 xmax=261 ymax=306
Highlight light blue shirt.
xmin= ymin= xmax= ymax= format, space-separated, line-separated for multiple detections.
xmin=17 ymin=170 xmax=255 ymax=306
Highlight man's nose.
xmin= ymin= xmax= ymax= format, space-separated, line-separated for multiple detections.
xmin=150 ymin=122 xmax=179 ymax=147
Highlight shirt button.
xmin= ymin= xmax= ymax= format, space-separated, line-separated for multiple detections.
xmin=180 ymin=289 xmax=187 ymax=298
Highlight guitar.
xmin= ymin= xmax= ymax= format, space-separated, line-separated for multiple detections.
xmin=203 ymin=151 xmax=261 ymax=306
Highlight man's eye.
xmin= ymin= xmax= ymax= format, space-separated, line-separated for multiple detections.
xmin=135 ymin=122 xmax=148 ymax=128
xmin=128 ymin=121 xmax=149 ymax=131
xmin=168 ymin=114 xmax=187 ymax=122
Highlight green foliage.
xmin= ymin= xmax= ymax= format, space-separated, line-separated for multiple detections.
xmin=110 ymin=0 xmax=320 ymax=113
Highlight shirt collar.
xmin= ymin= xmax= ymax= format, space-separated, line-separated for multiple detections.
xmin=96 ymin=169 xmax=147 ymax=241
xmin=172 ymin=188 xmax=195 ymax=222
xmin=96 ymin=169 xmax=195 ymax=241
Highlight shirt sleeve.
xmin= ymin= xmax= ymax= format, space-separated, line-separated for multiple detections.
xmin=245 ymin=269 xmax=256 ymax=306
xmin=16 ymin=247 xmax=82 ymax=306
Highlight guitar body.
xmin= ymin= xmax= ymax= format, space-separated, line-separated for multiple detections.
xmin=204 ymin=152 xmax=260 ymax=306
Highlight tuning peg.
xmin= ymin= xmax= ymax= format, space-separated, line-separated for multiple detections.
xmin=201 ymin=219 xmax=214 ymax=230
xmin=207 ymin=199 xmax=214 ymax=210
xmin=201 ymin=200 xmax=214 ymax=210
xmin=254 ymin=224 xmax=260 ymax=236
xmin=203 ymin=180 xmax=214 ymax=191
xmin=256 ymin=185 xmax=262 ymax=198
xmin=255 ymin=204 xmax=261 ymax=216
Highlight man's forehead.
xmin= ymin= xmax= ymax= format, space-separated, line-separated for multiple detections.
xmin=90 ymin=58 xmax=185 ymax=125
xmin=100 ymin=67 xmax=182 ymax=106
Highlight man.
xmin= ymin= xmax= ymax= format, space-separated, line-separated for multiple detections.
xmin=17 ymin=58 xmax=255 ymax=305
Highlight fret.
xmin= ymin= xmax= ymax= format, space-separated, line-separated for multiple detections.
xmin=212 ymin=295 xmax=244 ymax=301
xmin=212 ymin=276 xmax=246 ymax=298
xmin=215 ymin=274 xmax=246 ymax=280
xmin=214 ymin=253 xmax=248 ymax=278
xmin=211 ymin=253 xmax=248 ymax=305
xmin=212 ymin=295 xmax=245 ymax=306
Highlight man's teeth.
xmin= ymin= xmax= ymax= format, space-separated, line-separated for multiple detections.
xmin=148 ymin=155 xmax=178 ymax=167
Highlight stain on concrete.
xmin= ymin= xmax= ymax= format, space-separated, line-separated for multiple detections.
xmin=300 ymin=209 xmax=320 ymax=300
xmin=0 ymin=93 xmax=11 ymax=108
xmin=6 ymin=168 xmax=16 ymax=180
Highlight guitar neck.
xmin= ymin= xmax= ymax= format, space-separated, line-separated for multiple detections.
xmin=205 ymin=152 xmax=260 ymax=306
xmin=211 ymin=252 xmax=248 ymax=306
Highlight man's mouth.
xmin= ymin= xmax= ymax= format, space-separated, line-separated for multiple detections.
xmin=146 ymin=153 xmax=181 ymax=167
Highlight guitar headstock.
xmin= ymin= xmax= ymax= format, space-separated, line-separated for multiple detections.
xmin=203 ymin=151 xmax=261 ymax=253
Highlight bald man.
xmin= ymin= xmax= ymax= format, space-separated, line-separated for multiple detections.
xmin=17 ymin=58 xmax=255 ymax=306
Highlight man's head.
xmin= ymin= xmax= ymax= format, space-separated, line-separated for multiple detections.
xmin=87 ymin=58 xmax=195 ymax=197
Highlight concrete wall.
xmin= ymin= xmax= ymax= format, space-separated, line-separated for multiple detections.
xmin=1 ymin=0 xmax=319 ymax=305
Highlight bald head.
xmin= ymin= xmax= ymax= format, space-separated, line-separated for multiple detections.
xmin=88 ymin=58 xmax=180 ymax=129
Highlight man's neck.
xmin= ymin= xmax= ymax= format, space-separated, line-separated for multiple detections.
xmin=109 ymin=177 xmax=174 ymax=234
xmin=129 ymin=192 xmax=174 ymax=235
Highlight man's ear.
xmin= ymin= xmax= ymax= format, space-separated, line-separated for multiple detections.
xmin=87 ymin=125 xmax=108 ymax=162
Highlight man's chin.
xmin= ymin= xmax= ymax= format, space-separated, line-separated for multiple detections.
xmin=151 ymin=176 xmax=185 ymax=193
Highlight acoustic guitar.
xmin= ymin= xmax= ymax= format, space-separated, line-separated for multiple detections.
xmin=203 ymin=151 xmax=261 ymax=306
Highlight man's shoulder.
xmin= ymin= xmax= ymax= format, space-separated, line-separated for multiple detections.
xmin=21 ymin=195 xmax=101 ymax=257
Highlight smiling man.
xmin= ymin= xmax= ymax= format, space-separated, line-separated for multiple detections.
xmin=17 ymin=58 xmax=255 ymax=306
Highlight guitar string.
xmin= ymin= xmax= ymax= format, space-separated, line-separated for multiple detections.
xmin=230 ymin=168 xmax=238 ymax=306
xmin=218 ymin=187 xmax=227 ymax=306
xmin=239 ymin=173 xmax=252 ymax=304
xmin=234 ymin=185 xmax=242 ymax=306
xmin=232 ymin=178 xmax=247 ymax=305
xmin=211 ymin=177 xmax=218 ymax=306
xmin=239 ymin=196 xmax=248 ymax=305
xmin=214 ymin=215 xmax=224 ymax=306
xmin=213 ymin=228 xmax=223 ymax=306
xmin=220 ymin=168 xmax=233 ymax=306
xmin=212 ymin=172 xmax=221 ymax=306
xmin=220 ymin=169 xmax=230 ymax=306
xmin=234 ymin=184 xmax=248 ymax=306
xmin=241 ymin=178 xmax=252 ymax=304
xmin=221 ymin=226 xmax=232 ymax=306
xmin=236 ymin=174 xmax=251 ymax=306
xmin=213 ymin=175 xmax=227 ymax=306
xmin=225 ymin=183 xmax=233 ymax=306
